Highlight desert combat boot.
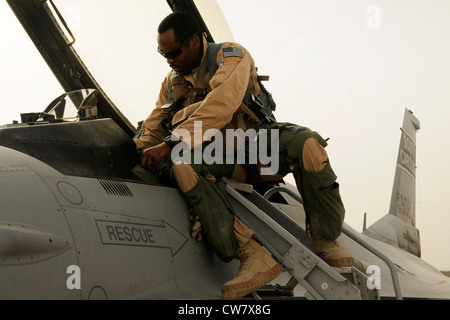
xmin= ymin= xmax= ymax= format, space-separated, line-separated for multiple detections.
xmin=311 ymin=239 xmax=355 ymax=267
xmin=221 ymin=238 xmax=283 ymax=300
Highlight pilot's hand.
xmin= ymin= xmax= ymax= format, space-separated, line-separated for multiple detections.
xmin=189 ymin=215 xmax=202 ymax=242
xmin=139 ymin=143 xmax=171 ymax=173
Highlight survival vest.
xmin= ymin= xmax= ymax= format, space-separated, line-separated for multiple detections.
xmin=166 ymin=42 xmax=277 ymax=128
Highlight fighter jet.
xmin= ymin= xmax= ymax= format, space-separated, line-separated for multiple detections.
xmin=1 ymin=0 xmax=449 ymax=300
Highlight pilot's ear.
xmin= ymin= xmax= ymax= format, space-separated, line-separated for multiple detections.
xmin=192 ymin=34 xmax=202 ymax=47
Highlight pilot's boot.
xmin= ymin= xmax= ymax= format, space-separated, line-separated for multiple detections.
xmin=310 ymin=239 xmax=355 ymax=267
xmin=222 ymin=238 xmax=283 ymax=300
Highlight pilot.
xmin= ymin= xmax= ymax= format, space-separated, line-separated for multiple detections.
xmin=134 ymin=11 xmax=354 ymax=300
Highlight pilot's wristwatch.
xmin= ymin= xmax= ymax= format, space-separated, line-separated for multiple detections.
xmin=164 ymin=135 xmax=175 ymax=149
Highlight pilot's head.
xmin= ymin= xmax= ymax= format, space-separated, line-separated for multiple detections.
xmin=157 ymin=12 xmax=203 ymax=76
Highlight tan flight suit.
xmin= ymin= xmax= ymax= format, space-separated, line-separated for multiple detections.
xmin=135 ymin=35 xmax=260 ymax=261
xmin=134 ymin=37 xmax=261 ymax=151
xmin=135 ymin=35 xmax=346 ymax=261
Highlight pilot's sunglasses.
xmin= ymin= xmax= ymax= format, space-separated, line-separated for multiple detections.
xmin=157 ymin=33 xmax=197 ymax=59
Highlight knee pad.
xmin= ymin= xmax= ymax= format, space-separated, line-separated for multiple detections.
xmin=172 ymin=162 xmax=199 ymax=193
xmin=302 ymin=138 xmax=329 ymax=173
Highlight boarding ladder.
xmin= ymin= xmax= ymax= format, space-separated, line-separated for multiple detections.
xmin=219 ymin=178 xmax=381 ymax=300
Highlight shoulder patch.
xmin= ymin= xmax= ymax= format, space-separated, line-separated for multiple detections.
xmin=222 ymin=47 xmax=243 ymax=58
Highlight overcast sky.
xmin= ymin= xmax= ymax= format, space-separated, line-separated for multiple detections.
xmin=221 ymin=0 xmax=450 ymax=272
xmin=0 ymin=0 xmax=449 ymax=271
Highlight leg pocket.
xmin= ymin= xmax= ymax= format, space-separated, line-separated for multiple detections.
xmin=183 ymin=177 xmax=240 ymax=262
xmin=301 ymin=164 xmax=345 ymax=240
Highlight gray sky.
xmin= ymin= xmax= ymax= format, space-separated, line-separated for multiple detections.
xmin=219 ymin=0 xmax=450 ymax=272
xmin=0 ymin=0 xmax=449 ymax=271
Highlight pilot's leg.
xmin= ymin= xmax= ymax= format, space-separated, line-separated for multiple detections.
xmin=171 ymin=161 xmax=283 ymax=299
xmin=172 ymin=161 xmax=239 ymax=261
xmin=263 ymin=123 xmax=354 ymax=267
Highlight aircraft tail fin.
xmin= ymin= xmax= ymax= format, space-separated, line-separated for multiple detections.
xmin=388 ymin=109 xmax=421 ymax=225
xmin=363 ymin=109 xmax=421 ymax=257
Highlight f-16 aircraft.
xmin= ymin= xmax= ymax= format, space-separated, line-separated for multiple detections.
xmin=1 ymin=0 xmax=449 ymax=300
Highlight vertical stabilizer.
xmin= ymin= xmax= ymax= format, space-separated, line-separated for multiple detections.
xmin=363 ymin=109 xmax=421 ymax=257
xmin=388 ymin=109 xmax=420 ymax=226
